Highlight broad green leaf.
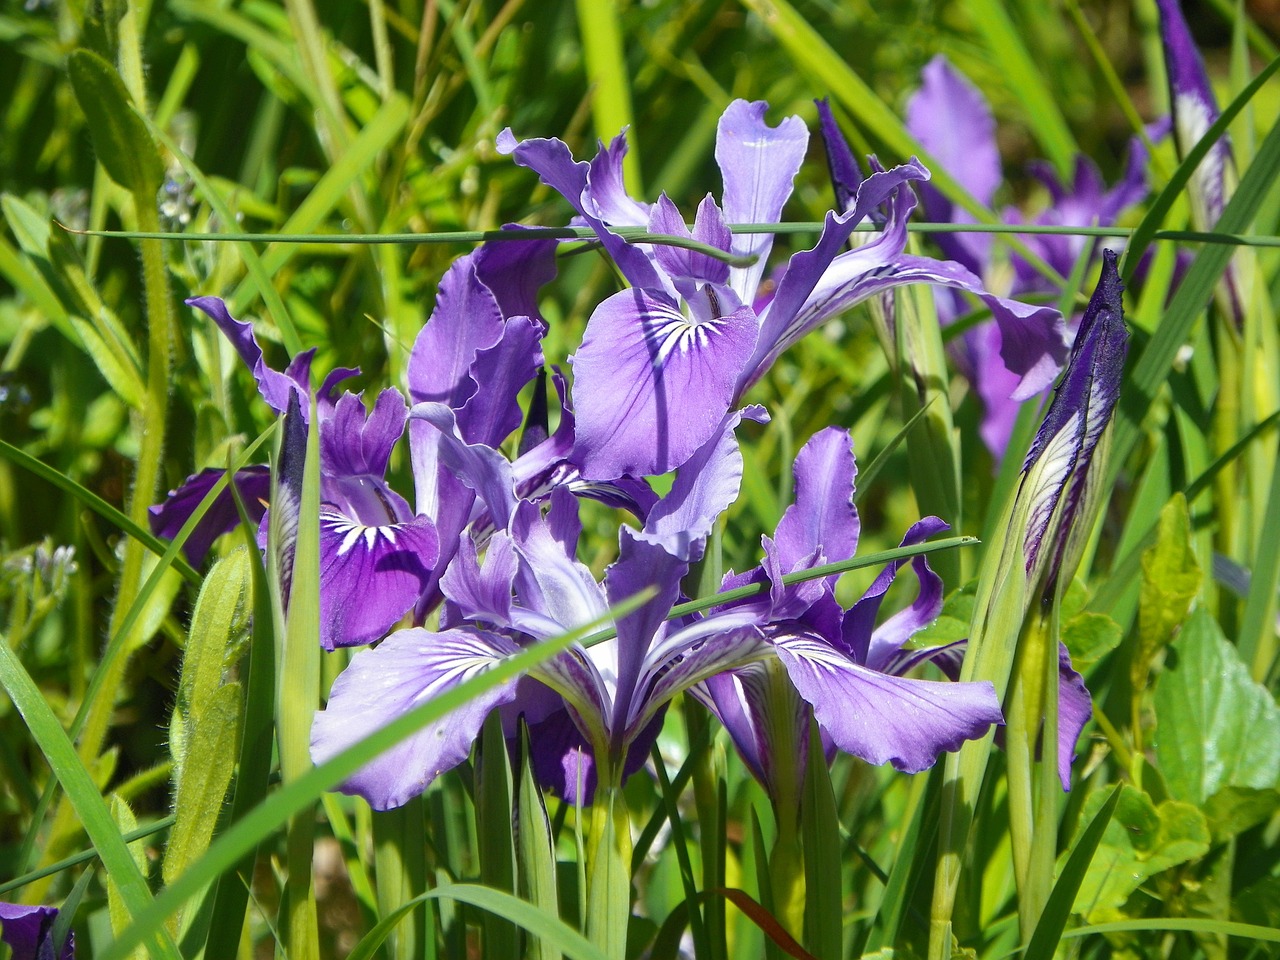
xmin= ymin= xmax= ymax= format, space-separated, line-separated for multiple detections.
xmin=1234 ymin=876 xmax=1280 ymax=931
xmin=66 ymin=50 xmax=164 ymax=197
xmin=1062 ymin=611 xmax=1124 ymax=667
xmin=1134 ymin=495 xmax=1201 ymax=692
xmin=1153 ymin=607 xmax=1280 ymax=807
xmin=1072 ymin=785 xmax=1209 ymax=921
xmin=163 ymin=681 xmax=242 ymax=887
xmin=1201 ymin=786 xmax=1280 ymax=844
xmin=169 ymin=551 xmax=250 ymax=781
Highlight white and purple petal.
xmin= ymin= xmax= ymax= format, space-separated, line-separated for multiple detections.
xmin=318 ymin=511 xmax=439 ymax=650
xmin=771 ymin=632 xmax=1002 ymax=773
xmin=311 ymin=627 xmax=521 ymax=810
xmin=570 ymin=288 xmax=758 ymax=479
xmin=714 ymin=100 xmax=809 ymax=301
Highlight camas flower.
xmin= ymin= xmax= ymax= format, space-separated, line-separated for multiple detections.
xmin=498 ymin=99 xmax=1066 ymax=480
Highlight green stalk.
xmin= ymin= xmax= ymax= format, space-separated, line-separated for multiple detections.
xmin=80 ymin=200 xmax=172 ymax=769
xmin=585 ymin=779 xmax=632 ymax=960
xmin=275 ymin=401 xmax=322 ymax=960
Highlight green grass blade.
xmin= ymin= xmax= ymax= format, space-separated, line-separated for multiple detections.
xmin=0 ymin=642 xmax=181 ymax=960
xmin=1236 ymin=449 xmax=1280 ymax=677
xmin=346 ymin=882 xmax=611 ymax=960
xmin=1023 ymin=784 xmax=1123 ymax=960
xmin=575 ymin=0 xmax=639 ymax=192
xmin=801 ymin=718 xmax=841 ymax=960
xmin=0 ymin=439 xmax=199 ymax=585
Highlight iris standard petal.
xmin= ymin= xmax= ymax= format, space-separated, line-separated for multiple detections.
xmin=320 ymin=388 xmax=407 ymax=480
xmin=715 ymin=100 xmax=809 ymax=301
xmin=311 ymin=627 xmax=521 ymax=810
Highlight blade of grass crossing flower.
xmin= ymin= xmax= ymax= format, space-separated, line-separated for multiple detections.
xmin=962 ymin=0 xmax=1078 ymax=175
xmin=101 ymin=592 xmax=655 ymax=960
xmin=1023 ymin=784 xmax=1123 ymax=960
xmin=478 ymin=712 xmax=519 ymax=960
xmin=0 ymin=818 xmax=174 ymax=896
xmin=53 ymin=860 xmax=95 ymax=959
xmin=853 ymin=396 xmax=939 ymax=499
xmin=1110 ymin=112 xmax=1280 ymax=483
xmin=275 ymin=396 xmax=321 ymax=960
xmin=0 ymin=639 xmax=182 ymax=960
xmin=517 ymin=723 xmax=562 ymax=960
xmin=801 ymin=717 xmax=842 ymax=960
xmin=575 ymin=0 xmax=639 ymax=193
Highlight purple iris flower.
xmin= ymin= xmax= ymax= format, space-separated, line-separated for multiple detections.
xmin=1020 ymin=249 xmax=1128 ymax=602
xmin=0 ymin=903 xmax=74 ymax=960
xmin=150 ymin=297 xmax=438 ymax=651
xmin=497 ymin=99 xmax=1066 ymax=480
xmin=311 ymin=414 xmax=1003 ymax=810
xmin=695 ymin=427 xmax=1003 ymax=803
xmin=863 ymin=56 xmax=1147 ymax=457
xmin=1155 ymin=0 xmax=1246 ymax=324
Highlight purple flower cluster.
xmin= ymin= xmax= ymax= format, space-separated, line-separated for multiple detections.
xmin=151 ymin=98 xmax=1118 ymax=810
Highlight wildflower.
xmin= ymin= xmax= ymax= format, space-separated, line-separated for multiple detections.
xmin=0 ymin=902 xmax=74 ymax=960
xmin=1155 ymin=0 xmax=1247 ymax=324
xmin=311 ymin=418 xmax=1003 ymax=810
xmin=697 ymin=427 xmax=1003 ymax=806
xmin=868 ymin=56 xmax=1147 ymax=455
xmin=498 ymin=99 xmax=1066 ymax=479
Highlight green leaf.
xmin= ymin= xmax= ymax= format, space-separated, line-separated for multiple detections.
xmin=107 ymin=795 xmax=150 ymax=960
xmin=1025 ymin=784 xmax=1123 ymax=960
xmin=477 ymin=712 xmax=518 ymax=960
xmin=1072 ymin=785 xmax=1210 ymax=920
xmin=66 ymin=50 xmax=164 ymax=197
xmin=162 ymin=681 xmax=242 ymax=887
xmin=801 ymin=718 xmax=841 ymax=960
xmin=516 ymin=723 xmax=562 ymax=960
xmin=1134 ymin=495 xmax=1201 ymax=692
xmin=169 ymin=551 xmax=250 ymax=782
xmin=1061 ymin=611 xmax=1124 ymax=668
xmin=1153 ymin=608 xmax=1280 ymax=807
xmin=1201 ymin=786 xmax=1280 ymax=844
